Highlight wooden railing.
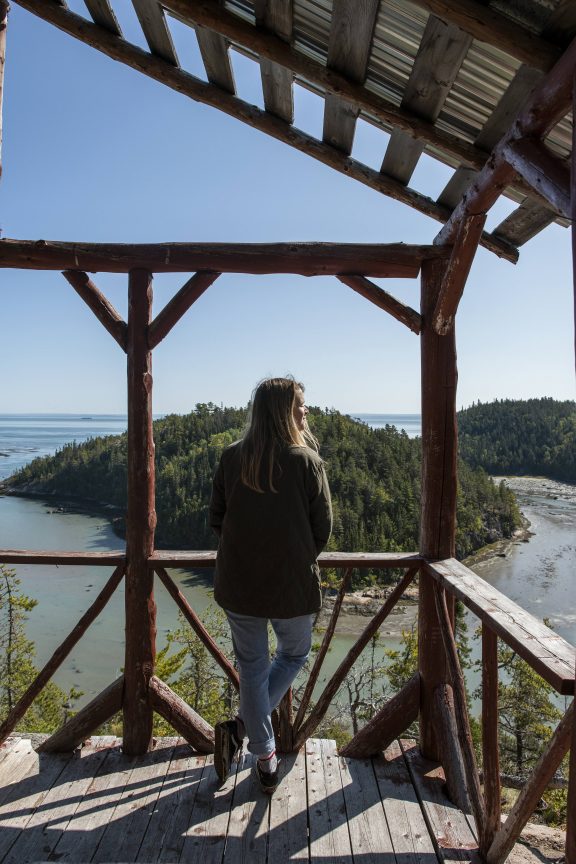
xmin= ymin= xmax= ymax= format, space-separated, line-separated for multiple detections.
xmin=0 ymin=547 xmax=574 ymax=862
xmin=424 ymin=557 xmax=575 ymax=863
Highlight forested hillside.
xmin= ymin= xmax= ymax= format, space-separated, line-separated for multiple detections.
xmin=6 ymin=405 xmax=520 ymax=563
xmin=458 ymin=398 xmax=576 ymax=483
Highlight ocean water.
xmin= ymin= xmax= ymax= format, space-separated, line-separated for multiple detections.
xmin=0 ymin=412 xmax=421 ymax=481
xmin=0 ymin=414 xmax=128 ymax=482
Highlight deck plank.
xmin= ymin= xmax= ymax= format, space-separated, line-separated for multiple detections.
xmin=139 ymin=742 xmax=207 ymax=863
xmin=268 ymin=749 xmax=309 ymax=862
xmin=340 ymin=753 xmax=396 ymax=862
xmin=307 ymin=738 xmax=352 ymax=863
xmin=0 ymin=745 xmax=110 ymax=864
xmin=224 ymin=751 xmax=269 ymax=863
xmin=178 ymin=753 xmax=238 ymax=863
xmin=401 ymin=740 xmax=478 ymax=864
xmin=374 ymin=740 xmax=438 ymax=864
xmin=46 ymin=743 xmax=131 ymax=863
xmin=91 ymin=738 xmax=179 ymax=863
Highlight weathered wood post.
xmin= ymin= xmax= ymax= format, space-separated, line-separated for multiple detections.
xmin=0 ymin=0 xmax=8 ymax=180
xmin=419 ymin=257 xmax=458 ymax=759
xmin=123 ymin=268 xmax=157 ymax=755
xmin=567 ymin=74 xmax=576 ymax=864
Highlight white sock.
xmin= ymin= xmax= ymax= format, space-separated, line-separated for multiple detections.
xmin=257 ymin=750 xmax=277 ymax=772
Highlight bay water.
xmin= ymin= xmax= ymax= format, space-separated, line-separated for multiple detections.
xmin=0 ymin=414 xmax=574 ymax=713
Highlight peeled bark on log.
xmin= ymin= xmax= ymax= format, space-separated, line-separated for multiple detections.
xmin=341 ymin=673 xmax=420 ymax=758
xmin=38 ymin=677 xmax=124 ymax=753
xmin=149 ymin=676 xmax=213 ymax=753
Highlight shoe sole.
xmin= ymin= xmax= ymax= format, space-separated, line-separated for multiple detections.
xmin=214 ymin=723 xmax=230 ymax=783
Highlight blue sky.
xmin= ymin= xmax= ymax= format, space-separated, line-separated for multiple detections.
xmin=1 ymin=4 xmax=574 ymax=414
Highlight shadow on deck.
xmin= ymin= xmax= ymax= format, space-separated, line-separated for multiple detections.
xmin=0 ymin=735 xmax=479 ymax=863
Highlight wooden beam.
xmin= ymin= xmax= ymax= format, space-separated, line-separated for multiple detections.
xmin=340 ymin=673 xmax=420 ymax=758
xmin=132 ymin=0 xmax=178 ymax=65
xmin=148 ymin=550 xmax=423 ymax=568
xmin=293 ymin=566 xmax=418 ymax=750
xmin=0 ymin=239 xmax=450 ymax=274
xmin=433 ymin=683 xmax=471 ymax=814
xmin=568 ymin=668 xmax=576 ymax=863
xmin=123 ymin=269 xmax=157 ymax=755
xmin=148 ymin=270 xmax=220 ymax=349
xmin=425 ymin=558 xmax=576 ymax=695
xmin=434 ymin=583 xmax=487 ymax=852
xmin=323 ymin=0 xmax=379 ymax=155
xmin=502 ymin=138 xmax=570 ymax=219
xmin=0 ymin=550 xmax=125 ymax=565
xmin=487 ymin=700 xmax=574 ymax=864
xmin=482 ymin=626 xmax=501 ymax=850
xmin=337 ymin=274 xmax=422 ymax=334
xmin=293 ymin=568 xmax=352 ymax=736
xmin=418 ymin=257 xmax=458 ymax=761
xmin=195 ymin=26 xmax=235 ymax=94
xmin=84 ymin=0 xmax=122 ymax=36
xmin=149 ymin=675 xmax=214 ymax=752
xmin=431 ymin=213 xmax=486 ymax=335
xmin=254 ymin=0 xmax=294 ymax=123
xmin=63 ymin=269 xmax=128 ymax=351
xmin=407 ymin=0 xmax=562 ymax=72
xmin=0 ymin=0 xmax=8 ymax=180
xmin=435 ymin=34 xmax=576 ymax=247
xmin=381 ymin=17 xmax=471 ymax=184
xmin=0 ymin=564 xmax=124 ymax=745
xmin=38 ymin=676 xmax=124 ymax=752
xmin=13 ymin=0 xmax=518 ymax=260
xmin=155 ymin=565 xmax=239 ymax=688
xmin=159 ymin=0 xmax=492 ymax=169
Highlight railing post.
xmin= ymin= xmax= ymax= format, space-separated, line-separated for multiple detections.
xmin=123 ymin=269 xmax=157 ymax=754
xmin=419 ymin=256 xmax=458 ymax=759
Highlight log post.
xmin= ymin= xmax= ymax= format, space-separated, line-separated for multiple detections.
xmin=482 ymin=626 xmax=501 ymax=848
xmin=419 ymin=256 xmax=458 ymax=760
xmin=0 ymin=0 xmax=8 ymax=180
xmin=567 ymin=70 xmax=576 ymax=864
xmin=123 ymin=269 xmax=157 ymax=754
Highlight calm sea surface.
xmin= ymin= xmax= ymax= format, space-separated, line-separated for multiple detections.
xmin=0 ymin=413 xmax=574 ymax=708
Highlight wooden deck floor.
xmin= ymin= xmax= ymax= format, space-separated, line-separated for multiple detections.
xmin=0 ymin=735 xmax=479 ymax=864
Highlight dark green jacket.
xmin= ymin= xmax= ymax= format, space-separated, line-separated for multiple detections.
xmin=210 ymin=441 xmax=332 ymax=618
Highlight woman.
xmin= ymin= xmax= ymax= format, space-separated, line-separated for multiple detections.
xmin=209 ymin=377 xmax=332 ymax=793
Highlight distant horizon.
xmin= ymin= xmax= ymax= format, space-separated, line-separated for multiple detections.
xmin=1 ymin=395 xmax=574 ymax=419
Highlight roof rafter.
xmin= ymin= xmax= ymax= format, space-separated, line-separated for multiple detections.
xmin=435 ymin=33 xmax=576 ymax=246
xmin=11 ymin=0 xmax=518 ymax=261
xmin=407 ymin=0 xmax=562 ymax=71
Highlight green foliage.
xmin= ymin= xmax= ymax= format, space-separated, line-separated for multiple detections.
xmin=0 ymin=564 xmax=81 ymax=733
xmin=458 ymin=397 xmax=576 ymax=483
xmin=7 ymin=405 xmax=521 ymax=571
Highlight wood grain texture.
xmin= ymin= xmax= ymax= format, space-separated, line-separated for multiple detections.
xmin=341 ymin=672 xmax=420 ymax=758
xmin=148 ymin=270 xmax=220 ymax=348
xmin=38 ymin=677 xmax=124 ymax=753
xmin=382 ymin=17 xmax=470 ymax=183
xmin=431 ymin=213 xmax=486 ymax=335
xmin=132 ymin=0 xmax=178 ymax=65
xmin=84 ymin=0 xmax=121 ymax=35
xmin=337 ymin=274 xmax=422 ymax=333
xmin=306 ymin=738 xmax=352 ymax=863
xmin=425 ymin=558 xmax=575 ymax=694
xmin=0 ymin=238 xmax=449 ymax=274
xmin=63 ymin=269 xmax=127 ymax=350
xmin=0 ymin=0 xmax=7 ymax=180
xmin=0 ymin=550 xmax=125 ymax=565
xmin=195 ymin=26 xmax=235 ymax=93
xmin=123 ymin=269 xmax=157 ymax=755
xmin=0 ymin=565 xmax=124 ymax=746
xmin=149 ymin=676 xmax=214 ymax=752
xmin=482 ymin=626 xmax=501 ymax=848
xmin=502 ymin=138 xmax=570 ymax=218
xmin=407 ymin=0 xmax=561 ymax=71
xmin=418 ymin=257 xmax=457 ymax=759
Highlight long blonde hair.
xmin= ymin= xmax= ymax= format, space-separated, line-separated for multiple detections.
xmin=240 ymin=377 xmax=317 ymax=492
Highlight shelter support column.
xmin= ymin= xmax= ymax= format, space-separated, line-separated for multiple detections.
xmin=123 ymin=269 xmax=157 ymax=755
xmin=566 ymin=72 xmax=576 ymax=864
xmin=418 ymin=257 xmax=458 ymax=760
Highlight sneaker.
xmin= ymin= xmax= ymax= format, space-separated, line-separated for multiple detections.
xmin=256 ymin=758 xmax=279 ymax=795
xmin=214 ymin=719 xmax=242 ymax=783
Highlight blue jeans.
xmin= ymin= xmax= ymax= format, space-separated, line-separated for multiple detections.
xmin=225 ymin=610 xmax=315 ymax=757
